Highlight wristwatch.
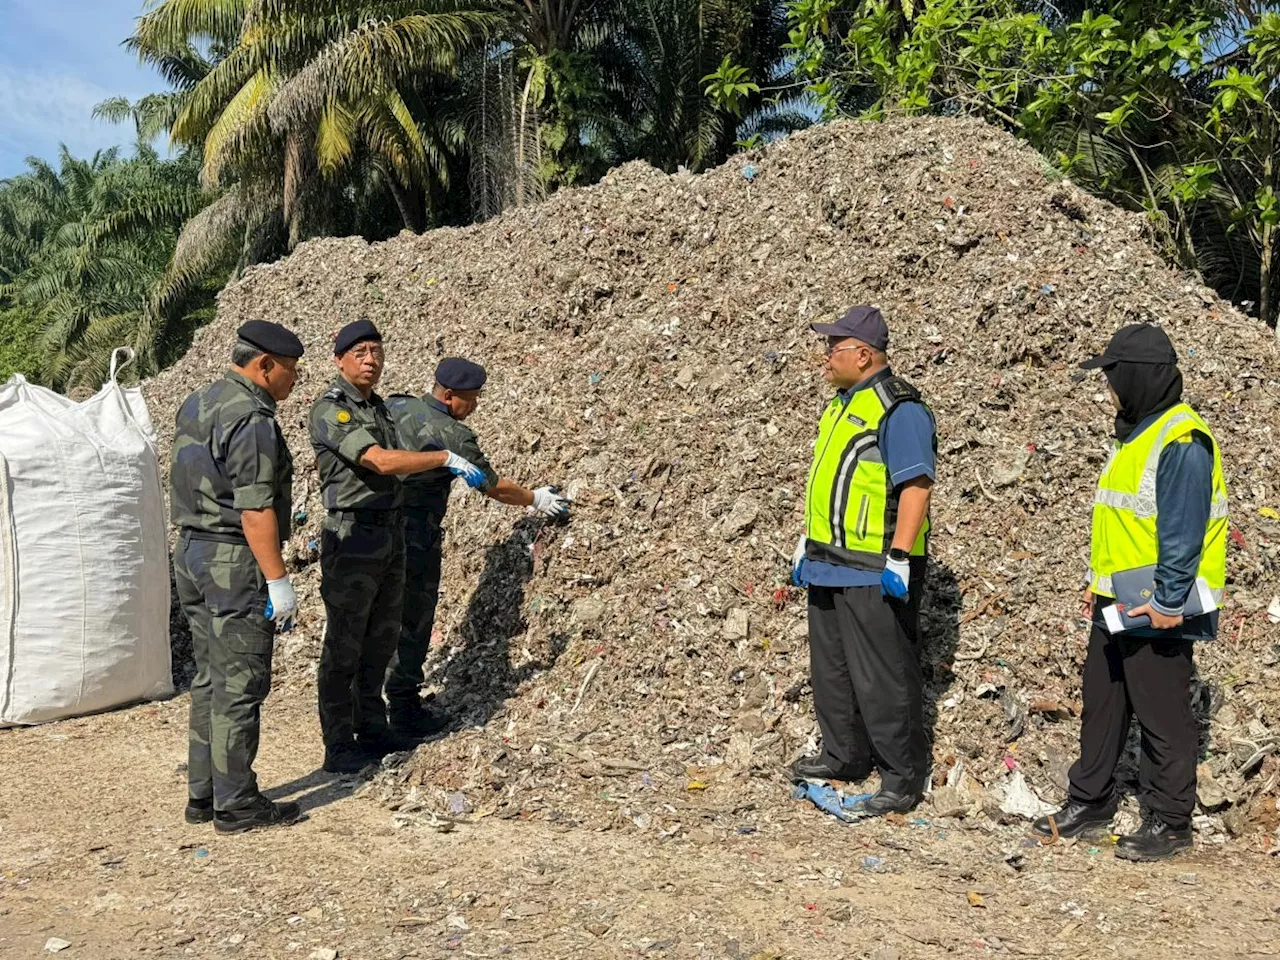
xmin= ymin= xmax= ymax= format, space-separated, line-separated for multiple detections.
xmin=888 ymin=548 xmax=910 ymax=562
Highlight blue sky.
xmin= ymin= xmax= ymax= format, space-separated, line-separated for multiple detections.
xmin=0 ymin=0 xmax=157 ymax=177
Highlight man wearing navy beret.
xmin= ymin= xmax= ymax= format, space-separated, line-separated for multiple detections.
xmin=308 ymin=322 xmax=487 ymax=774
xmin=384 ymin=357 xmax=569 ymax=736
xmin=171 ymin=320 xmax=305 ymax=831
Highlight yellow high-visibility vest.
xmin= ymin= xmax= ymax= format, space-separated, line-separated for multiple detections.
xmin=805 ymin=375 xmax=931 ymax=569
xmin=1089 ymin=402 xmax=1228 ymax=599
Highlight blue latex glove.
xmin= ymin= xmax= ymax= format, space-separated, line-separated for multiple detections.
xmin=791 ymin=782 xmax=874 ymax=822
xmin=791 ymin=534 xmax=807 ymax=587
xmin=880 ymin=555 xmax=910 ymax=599
xmin=444 ymin=452 xmax=486 ymax=490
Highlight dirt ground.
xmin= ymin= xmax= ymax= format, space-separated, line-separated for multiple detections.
xmin=2 ymin=689 xmax=1278 ymax=960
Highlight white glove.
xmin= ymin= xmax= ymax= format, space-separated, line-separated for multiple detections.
xmin=444 ymin=451 xmax=486 ymax=490
xmin=266 ymin=576 xmax=297 ymax=629
xmin=531 ymin=486 xmax=569 ymax=517
xmin=880 ymin=555 xmax=910 ymax=599
xmin=791 ymin=534 xmax=807 ymax=586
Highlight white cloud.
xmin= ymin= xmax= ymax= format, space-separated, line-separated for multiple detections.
xmin=0 ymin=63 xmax=131 ymax=173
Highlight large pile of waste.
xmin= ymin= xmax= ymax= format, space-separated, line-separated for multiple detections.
xmin=147 ymin=116 xmax=1280 ymax=843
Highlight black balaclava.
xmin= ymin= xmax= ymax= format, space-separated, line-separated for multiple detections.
xmin=1103 ymin=360 xmax=1183 ymax=443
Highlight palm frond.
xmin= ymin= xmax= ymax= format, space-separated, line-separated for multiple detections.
xmin=133 ymin=0 xmax=250 ymax=55
xmin=199 ymin=69 xmax=277 ymax=186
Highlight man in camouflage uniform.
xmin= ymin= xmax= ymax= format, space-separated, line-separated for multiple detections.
xmin=384 ymin=358 xmax=569 ymax=736
xmin=309 ymin=321 xmax=487 ymax=774
xmin=171 ymin=320 xmax=305 ymax=833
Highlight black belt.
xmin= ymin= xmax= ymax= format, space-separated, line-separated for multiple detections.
xmin=181 ymin=529 xmax=248 ymax=546
xmin=327 ymin=508 xmax=402 ymax=525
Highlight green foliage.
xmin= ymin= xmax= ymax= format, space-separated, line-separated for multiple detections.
xmin=0 ymin=307 xmax=43 ymax=382
xmin=0 ymin=146 xmax=217 ymax=392
xmin=704 ymin=55 xmax=761 ymax=117
xmin=784 ymin=0 xmax=1280 ymax=331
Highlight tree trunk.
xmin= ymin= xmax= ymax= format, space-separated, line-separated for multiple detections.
xmin=284 ymin=135 xmax=305 ymax=251
xmin=385 ymin=172 xmax=425 ymax=233
xmin=1264 ymin=117 xmax=1277 ymax=334
xmin=1264 ymin=220 xmax=1275 ymax=334
xmin=516 ymin=65 xmax=537 ymax=207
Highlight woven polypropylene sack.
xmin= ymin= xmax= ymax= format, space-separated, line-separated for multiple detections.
xmin=0 ymin=349 xmax=172 ymax=725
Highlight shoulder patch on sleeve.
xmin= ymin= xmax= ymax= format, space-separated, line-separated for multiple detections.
xmin=874 ymin=376 xmax=922 ymax=410
xmin=335 ymin=409 xmax=352 ymax=424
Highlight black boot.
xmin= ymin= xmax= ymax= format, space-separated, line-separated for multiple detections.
xmin=852 ymin=789 xmax=921 ymax=817
xmin=388 ymin=702 xmax=450 ymax=739
xmin=789 ymin=754 xmax=871 ymax=783
xmin=1032 ymin=799 xmax=1117 ymax=840
xmin=184 ymin=797 xmax=214 ymax=825
xmin=323 ymin=741 xmax=372 ymax=775
xmin=213 ymin=796 xmax=303 ymax=834
xmin=356 ymin=726 xmax=423 ymax=759
xmin=1115 ymin=816 xmax=1193 ymax=862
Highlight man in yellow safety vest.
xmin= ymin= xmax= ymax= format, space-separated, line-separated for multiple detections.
xmin=1034 ymin=324 xmax=1227 ymax=861
xmin=789 ymin=306 xmax=937 ymax=817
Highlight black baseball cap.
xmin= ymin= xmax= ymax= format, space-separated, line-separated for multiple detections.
xmin=236 ymin=320 xmax=305 ymax=358
xmin=334 ymin=319 xmax=382 ymax=356
xmin=810 ymin=305 xmax=889 ymax=351
xmin=1080 ymin=323 xmax=1178 ymax=369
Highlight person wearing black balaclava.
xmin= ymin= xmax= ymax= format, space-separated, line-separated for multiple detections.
xmin=1032 ymin=324 xmax=1229 ymax=862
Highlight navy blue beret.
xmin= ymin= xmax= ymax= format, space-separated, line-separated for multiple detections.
xmin=435 ymin=357 xmax=487 ymax=391
xmin=334 ymin=319 xmax=382 ymax=355
xmin=237 ymin=320 xmax=305 ymax=359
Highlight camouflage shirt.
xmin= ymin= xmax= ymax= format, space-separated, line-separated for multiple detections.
xmin=170 ymin=370 xmax=293 ymax=541
xmin=309 ymin=375 xmax=403 ymax=511
xmin=386 ymin=394 xmax=499 ymax=513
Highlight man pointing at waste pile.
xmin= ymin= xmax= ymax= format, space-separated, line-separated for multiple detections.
xmin=171 ymin=320 xmax=306 ymax=833
xmin=789 ymin=306 xmax=936 ymax=817
xmin=1034 ymin=324 xmax=1227 ymax=861
xmin=309 ymin=321 xmax=488 ymax=775
xmin=383 ymin=357 xmax=569 ymax=737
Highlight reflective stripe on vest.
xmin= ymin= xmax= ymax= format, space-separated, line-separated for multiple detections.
xmin=805 ymin=379 xmax=929 ymax=569
xmin=1089 ymin=402 xmax=1228 ymax=599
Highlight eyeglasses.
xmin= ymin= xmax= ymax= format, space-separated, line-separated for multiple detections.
xmin=824 ymin=342 xmax=866 ymax=358
xmin=349 ymin=345 xmax=384 ymax=360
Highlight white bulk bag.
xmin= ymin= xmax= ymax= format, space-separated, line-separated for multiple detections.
xmin=0 ymin=348 xmax=172 ymax=725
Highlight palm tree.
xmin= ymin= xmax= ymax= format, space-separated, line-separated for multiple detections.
xmin=603 ymin=0 xmax=799 ymax=172
xmin=0 ymin=146 xmax=212 ymax=391
xmin=131 ymin=0 xmax=500 ymax=241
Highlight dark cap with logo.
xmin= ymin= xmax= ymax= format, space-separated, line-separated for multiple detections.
xmin=1080 ymin=323 xmax=1178 ymax=369
xmin=810 ymin=305 xmax=890 ymax=351
xmin=333 ymin=319 xmax=382 ymax=356
xmin=435 ymin=357 xmax=487 ymax=391
xmin=236 ymin=320 xmax=305 ymax=359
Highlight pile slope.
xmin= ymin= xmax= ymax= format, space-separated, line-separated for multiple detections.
xmin=147 ymin=116 xmax=1280 ymax=840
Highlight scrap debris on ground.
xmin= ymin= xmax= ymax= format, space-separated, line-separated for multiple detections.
xmin=3 ymin=694 xmax=1277 ymax=959
xmin=144 ymin=115 xmax=1280 ymax=854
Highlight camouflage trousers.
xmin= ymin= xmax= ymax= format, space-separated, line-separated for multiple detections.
xmin=318 ymin=511 xmax=405 ymax=748
xmin=384 ymin=506 xmax=445 ymax=716
xmin=174 ymin=535 xmax=274 ymax=812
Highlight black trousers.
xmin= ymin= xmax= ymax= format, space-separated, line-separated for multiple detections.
xmin=808 ymin=576 xmax=928 ymax=794
xmin=1068 ymin=624 xmax=1197 ymax=829
xmin=385 ymin=506 xmax=445 ymax=713
xmin=317 ymin=513 xmax=405 ymax=749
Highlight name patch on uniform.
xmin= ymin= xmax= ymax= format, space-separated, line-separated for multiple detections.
xmin=845 ymin=413 xmax=867 ymax=427
xmin=336 ymin=410 xmax=352 ymax=424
